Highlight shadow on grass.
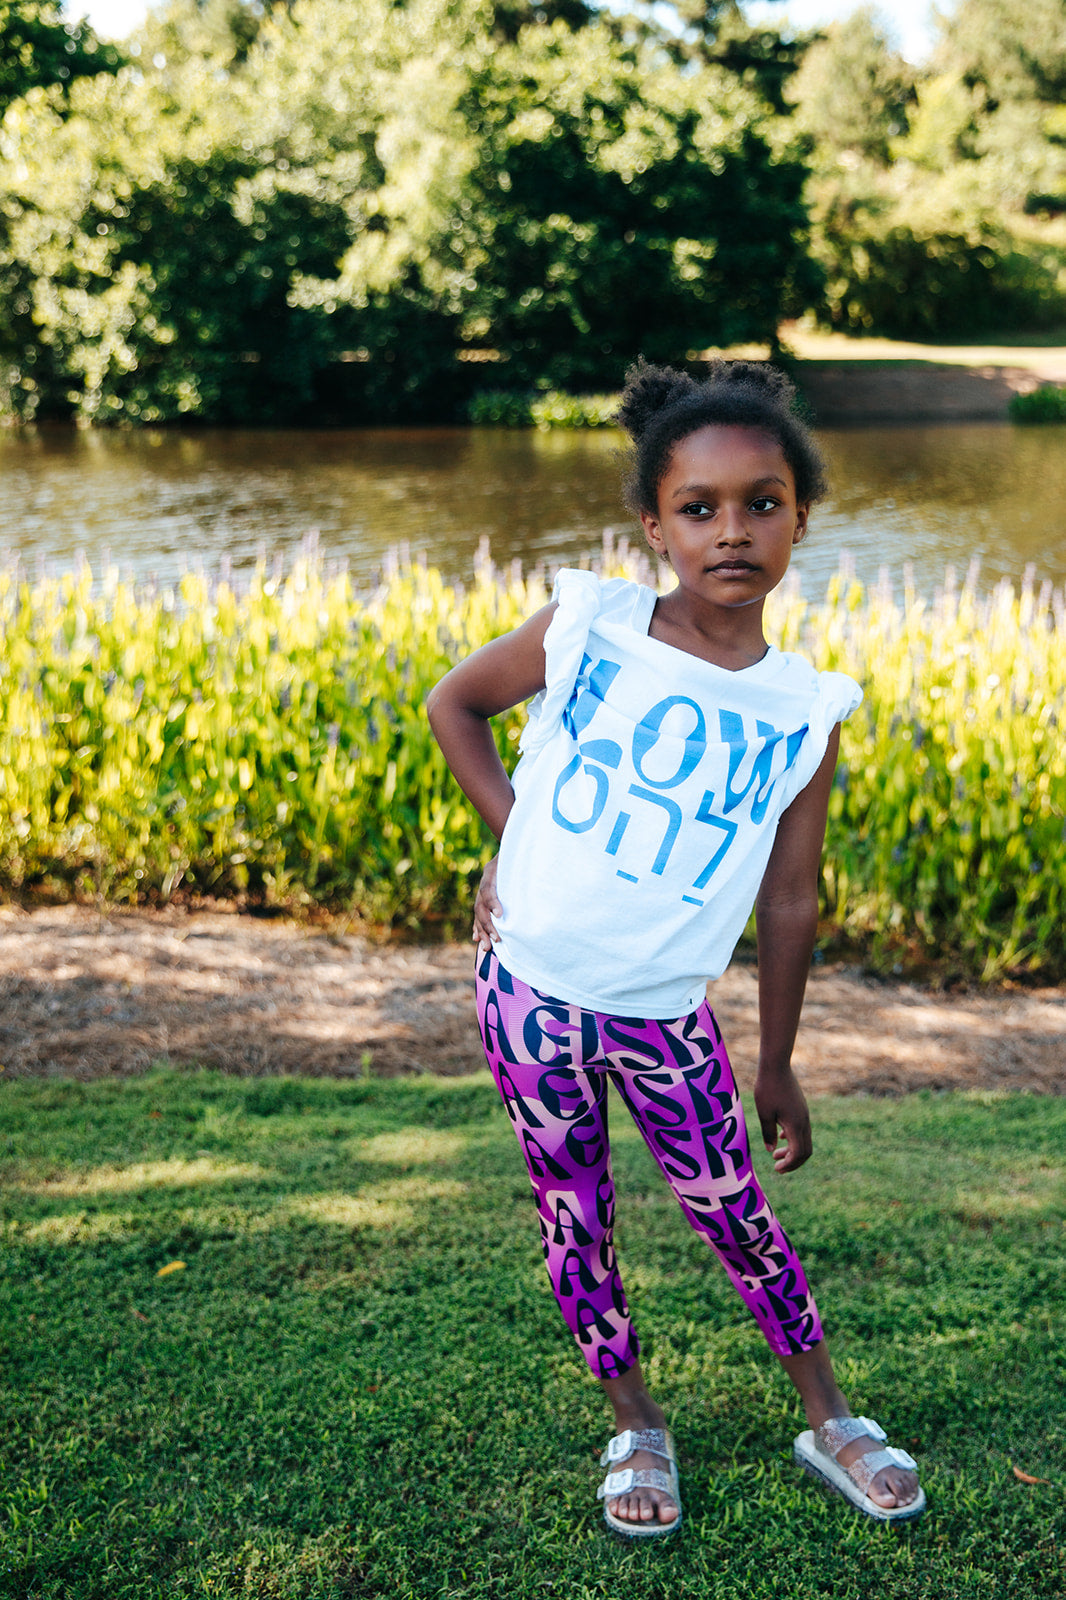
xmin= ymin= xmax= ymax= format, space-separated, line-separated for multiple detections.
xmin=1 ymin=1071 xmax=1064 ymax=1599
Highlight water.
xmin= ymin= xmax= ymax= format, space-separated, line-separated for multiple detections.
xmin=1 ymin=420 xmax=1065 ymax=598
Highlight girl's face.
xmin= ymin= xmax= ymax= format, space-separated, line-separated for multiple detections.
xmin=639 ymin=424 xmax=808 ymax=613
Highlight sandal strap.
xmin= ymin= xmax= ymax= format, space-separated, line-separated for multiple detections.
xmin=816 ymin=1415 xmax=887 ymax=1455
xmin=598 ymin=1466 xmax=677 ymax=1501
xmin=835 ymin=1446 xmax=918 ymax=1497
xmin=815 ymin=1417 xmax=917 ymax=1497
xmin=600 ymin=1428 xmax=675 ymax=1469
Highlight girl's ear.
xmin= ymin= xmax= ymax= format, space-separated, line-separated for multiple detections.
xmin=641 ymin=508 xmax=667 ymax=555
xmin=792 ymin=503 xmax=811 ymax=545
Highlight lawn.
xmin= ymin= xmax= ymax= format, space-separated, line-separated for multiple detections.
xmin=1 ymin=1070 xmax=1063 ymax=1599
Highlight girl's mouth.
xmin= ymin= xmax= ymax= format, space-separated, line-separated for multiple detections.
xmin=710 ymin=560 xmax=756 ymax=572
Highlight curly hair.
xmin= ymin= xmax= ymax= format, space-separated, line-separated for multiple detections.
xmin=617 ymin=358 xmax=828 ymax=516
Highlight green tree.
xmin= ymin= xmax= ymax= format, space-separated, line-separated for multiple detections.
xmin=784 ymin=5 xmax=912 ymax=166
xmin=0 ymin=0 xmax=818 ymax=423
xmin=924 ymin=0 xmax=1066 ymax=215
xmin=891 ymin=72 xmax=981 ymax=172
xmin=0 ymin=0 xmax=121 ymax=111
xmin=936 ymin=0 xmax=1066 ymax=107
xmin=638 ymin=2 xmax=806 ymax=114
xmin=780 ymin=0 xmax=1066 ymax=337
xmin=490 ymin=0 xmax=594 ymax=39
xmin=447 ymin=17 xmax=816 ymax=385
xmin=0 ymin=0 xmax=488 ymax=421
xmin=133 ymin=0 xmax=270 ymax=69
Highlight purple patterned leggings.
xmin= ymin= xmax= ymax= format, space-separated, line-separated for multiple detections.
xmin=476 ymin=949 xmax=823 ymax=1380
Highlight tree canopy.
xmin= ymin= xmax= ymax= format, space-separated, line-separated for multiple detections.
xmin=785 ymin=6 xmax=912 ymax=165
xmin=782 ymin=0 xmax=1066 ymax=338
xmin=0 ymin=0 xmax=1062 ymax=422
xmin=0 ymin=0 xmax=814 ymax=422
xmin=0 ymin=0 xmax=122 ymax=111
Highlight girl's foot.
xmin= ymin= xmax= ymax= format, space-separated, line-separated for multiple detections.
xmin=814 ymin=1417 xmax=920 ymax=1510
xmin=602 ymin=1401 xmax=680 ymax=1529
xmin=794 ymin=1415 xmax=925 ymax=1521
xmin=778 ymin=1343 xmax=920 ymax=1511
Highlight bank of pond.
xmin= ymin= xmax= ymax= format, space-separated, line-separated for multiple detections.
xmin=0 ymin=550 xmax=1061 ymax=983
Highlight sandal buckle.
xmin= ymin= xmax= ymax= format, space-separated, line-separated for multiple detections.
xmin=598 ymin=1468 xmax=635 ymax=1499
xmin=886 ymin=1446 xmax=917 ymax=1471
xmin=604 ymin=1430 xmax=634 ymax=1464
xmin=856 ymin=1416 xmax=887 ymax=1442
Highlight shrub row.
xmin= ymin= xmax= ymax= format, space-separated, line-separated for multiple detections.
xmin=466 ymin=389 xmax=620 ymax=429
xmin=0 ymin=547 xmax=1062 ymax=977
xmin=1008 ymin=384 xmax=1066 ymax=422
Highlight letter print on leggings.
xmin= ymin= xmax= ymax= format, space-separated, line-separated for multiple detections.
xmin=475 ymin=949 xmax=823 ymax=1378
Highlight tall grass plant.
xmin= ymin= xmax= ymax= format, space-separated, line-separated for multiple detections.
xmin=0 ymin=543 xmax=1062 ymax=978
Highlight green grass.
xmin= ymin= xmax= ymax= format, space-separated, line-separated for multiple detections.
xmin=1 ymin=1070 xmax=1064 ymax=1598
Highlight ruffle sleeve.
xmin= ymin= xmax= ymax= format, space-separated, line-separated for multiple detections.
xmin=776 ymin=665 xmax=864 ymax=810
xmin=518 ymin=569 xmax=603 ymax=757
xmin=818 ymin=670 xmax=864 ymax=728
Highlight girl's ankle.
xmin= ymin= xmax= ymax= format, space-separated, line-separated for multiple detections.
xmin=611 ymin=1400 xmax=666 ymax=1432
xmin=804 ymin=1391 xmax=850 ymax=1430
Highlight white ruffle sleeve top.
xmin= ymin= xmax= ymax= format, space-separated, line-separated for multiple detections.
xmin=492 ymin=570 xmax=863 ymax=1016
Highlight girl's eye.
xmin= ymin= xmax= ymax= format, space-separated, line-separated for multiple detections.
xmin=680 ymin=501 xmax=713 ymax=517
xmin=750 ymin=496 xmax=779 ymax=513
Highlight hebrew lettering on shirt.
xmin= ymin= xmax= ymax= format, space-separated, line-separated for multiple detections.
xmin=551 ymin=660 xmax=807 ymax=904
xmin=562 ymin=653 xmax=621 ymax=740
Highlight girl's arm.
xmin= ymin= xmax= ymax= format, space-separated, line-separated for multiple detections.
xmin=752 ymin=724 xmax=841 ymax=1174
xmin=426 ymin=603 xmax=557 ymax=940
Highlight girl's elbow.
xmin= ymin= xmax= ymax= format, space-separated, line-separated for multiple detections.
xmin=426 ymin=674 xmax=481 ymax=748
xmin=757 ymin=889 xmax=819 ymax=930
xmin=425 ymin=676 xmax=452 ymax=735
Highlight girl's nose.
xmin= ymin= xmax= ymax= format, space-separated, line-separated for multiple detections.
xmin=716 ymin=506 xmax=750 ymax=545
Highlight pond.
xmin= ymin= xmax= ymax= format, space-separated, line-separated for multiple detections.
xmin=2 ymin=419 xmax=1065 ymax=599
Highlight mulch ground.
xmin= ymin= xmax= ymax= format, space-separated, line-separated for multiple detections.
xmin=1 ymin=903 xmax=1063 ymax=1095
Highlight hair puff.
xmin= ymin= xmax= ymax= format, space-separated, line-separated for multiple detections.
xmin=615 ymin=361 xmax=699 ymax=440
xmin=617 ymin=357 xmax=827 ymax=515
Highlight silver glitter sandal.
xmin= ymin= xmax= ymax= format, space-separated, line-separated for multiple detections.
xmin=794 ymin=1415 xmax=926 ymax=1522
xmin=596 ymin=1427 xmax=682 ymax=1538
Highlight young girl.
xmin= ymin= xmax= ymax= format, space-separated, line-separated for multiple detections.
xmin=427 ymin=360 xmax=924 ymax=1537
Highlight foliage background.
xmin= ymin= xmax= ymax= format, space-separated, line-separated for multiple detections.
xmin=0 ymin=0 xmax=1063 ymax=426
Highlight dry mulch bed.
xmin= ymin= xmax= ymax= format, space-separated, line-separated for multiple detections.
xmin=0 ymin=903 xmax=1063 ymax=1095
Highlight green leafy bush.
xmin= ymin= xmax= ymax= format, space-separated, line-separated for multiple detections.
xmin=1008 ymin=383 xmax=1066 ymax=421
xmin=467 ymin=388 xmax=619 ymax=427
xmin=466 ymin=389 xmax=537 ymax=425
xmin=815 ymin=219 xmax=1061 ymax=338
xmin=529 ymin=390 xmax=619 ymax=429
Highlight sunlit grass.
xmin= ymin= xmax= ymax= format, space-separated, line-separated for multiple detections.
xmin=0 ymin=545 xmax=1062 ymax=978
xmin=0 ymin=1069 xmax=1063 ymax=1599
xmin=14 ymin=1156 xmax=269 ymax=1196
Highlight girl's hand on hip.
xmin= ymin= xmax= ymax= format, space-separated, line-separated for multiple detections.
xmin=473 ymin=855 xmax=503 ymax=952
xmin=754 ymin=1068 xmax=812 ymax=1173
